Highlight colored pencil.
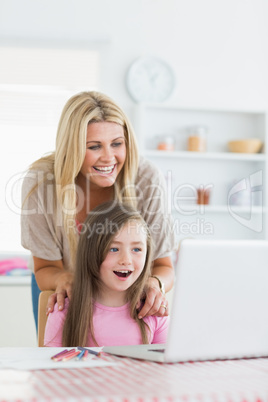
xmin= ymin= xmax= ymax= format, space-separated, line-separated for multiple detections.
xmin=51 ymin=347 xmax=97 ymax=362
xmin=77 ymin=346 xmax=101 ymax=356
xmin=52 ymin=348 xmax=76 ymax=362
xmin=51 ymin=349 xmax=68 ymax=360
xmin=76 ymin=350 xmax=85 ymax=360
xmin=82 ymin=349 xmax=89 ymax=360
xmin=62 ymin=350 xmax=81 ymax=361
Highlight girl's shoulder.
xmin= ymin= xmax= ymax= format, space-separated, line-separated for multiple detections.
xmin=144 ymin=314 xmax=170 ymax=328
xmin=44 ymin=298 xmax=69 ymax=347
xmin=143 ymin=315 xmax=170 ymax=344
xmin=52 ymin=298 xmax=70 ymax=315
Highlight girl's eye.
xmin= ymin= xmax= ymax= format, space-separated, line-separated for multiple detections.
xmin=111 ymin=142 xmax=123 ymax=147
xmin=110 ymin=247 xmax=118 ymax=252
xmin=88 ymin=145 xmax=101 ymax=150
xmin=133 ymin=248 xmax=141 ymax=252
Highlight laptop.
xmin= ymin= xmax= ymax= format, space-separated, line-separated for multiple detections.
xmin=103 ymin=239 xmax=268 ymax=362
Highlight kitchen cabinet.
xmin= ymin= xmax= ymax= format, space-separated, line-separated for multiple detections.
xmin=133 ymin=104 xmax=267 ymax=241
xmin=0 ymin=252 xmax=37 ymax=347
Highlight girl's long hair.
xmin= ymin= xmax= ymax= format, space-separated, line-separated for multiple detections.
xmin=26 ymin=91 xmax=139 ymax=266
xmin=62 ymin=201 xmax=153 ymax=346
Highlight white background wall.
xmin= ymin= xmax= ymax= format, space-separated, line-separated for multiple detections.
xmin=1 ymin=0 xmax=267 ymax=251
xmin=0 ymin=0 xmax=267 ymax=113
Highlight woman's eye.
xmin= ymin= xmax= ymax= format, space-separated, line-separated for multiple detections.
xmin=88 ymin=145 xmax=101 ymax=150
xmin=111 ymin=142 xmax=122 ymax=147
xmin=110 ymin=247 xmax=118 ymax=252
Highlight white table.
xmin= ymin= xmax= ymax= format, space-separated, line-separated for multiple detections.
xmin=1 ymin=352 xmax=268 ymax=401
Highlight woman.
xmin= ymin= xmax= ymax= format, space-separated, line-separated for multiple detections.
xmin=21 ymin=91 xmax=176 ymax=329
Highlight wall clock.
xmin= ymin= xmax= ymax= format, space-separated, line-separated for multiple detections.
xmin=126 ymin=56 xmax=175 ymax=103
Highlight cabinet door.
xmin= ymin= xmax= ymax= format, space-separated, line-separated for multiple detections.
xmin=0 ymin=284 xmax=37 ymax=347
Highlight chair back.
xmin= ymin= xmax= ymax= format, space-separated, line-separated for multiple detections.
xmin=38 ymin=290 xmax=54 ymax=347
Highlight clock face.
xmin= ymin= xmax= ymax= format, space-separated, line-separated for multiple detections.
xmin=126 ymin=56 xmax=175 ymax=103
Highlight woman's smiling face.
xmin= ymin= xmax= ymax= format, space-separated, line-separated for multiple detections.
xmin=79 ymin=122 xmax=127 ymax=189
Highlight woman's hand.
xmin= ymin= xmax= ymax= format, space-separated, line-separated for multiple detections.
xmin=137 ymin=276 xmax=169 ymax=319
xmin=33 ymin=256 xmax=74 ymax=316
xmin=136 ymin=256 xmax=174 ymax=318
xmin=46 ymin=271 xmax=74 ymax=315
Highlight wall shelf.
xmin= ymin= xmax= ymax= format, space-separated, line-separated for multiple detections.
xmin=172 ymin=205 xmax=264 ymax=214
xmin=144 ymin=150 xmax=266 ymax=162
xmin=134 ymin=103 xmax=268 ymax=240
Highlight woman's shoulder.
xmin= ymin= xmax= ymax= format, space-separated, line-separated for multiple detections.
xmin=22 ymin=156 xmax=55 ymax=195
xmin=28 ymin=154 xmax=54 ymax=174
xmin=136 ymin=156 xmax=164 ymax=186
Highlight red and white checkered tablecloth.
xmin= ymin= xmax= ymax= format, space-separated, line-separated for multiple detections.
xmin=1 ymin=354 xmax=268 ymax=402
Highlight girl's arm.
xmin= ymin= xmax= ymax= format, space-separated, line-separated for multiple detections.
xmin=44 ymin=299 xmax=68 ymax=347
xmin=33 ymin=256 xmax=74 ymax=313
xmin=137 ymin=255 xmax=174 ymax=319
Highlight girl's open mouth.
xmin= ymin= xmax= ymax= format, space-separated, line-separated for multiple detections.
xmin=113 ymin=270 xmax=132 ymax=278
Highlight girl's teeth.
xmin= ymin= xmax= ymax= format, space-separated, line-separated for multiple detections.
xmin=115 ymin=271 xmax=129 ymax=273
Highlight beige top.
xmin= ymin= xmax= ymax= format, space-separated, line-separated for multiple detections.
xmin=21 ymin=156 xmax=176 ymax=272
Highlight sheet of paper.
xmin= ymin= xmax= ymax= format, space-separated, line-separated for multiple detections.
xmin=0 ymin=347 xmax=116 ymax=370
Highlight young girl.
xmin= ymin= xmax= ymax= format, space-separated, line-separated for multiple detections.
xmin=44 ymin=202 xmax=169 ymax=346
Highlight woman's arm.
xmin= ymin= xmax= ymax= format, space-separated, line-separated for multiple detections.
xmin=33 ymin=256 xmax=74 ymax=314
xmin=137 ymin=256 xmax=174 ymax=319
xmin=151 ymin=256 xmax=174 ymax=292
xmin=135 ymin=159 xmax=177 ymax=318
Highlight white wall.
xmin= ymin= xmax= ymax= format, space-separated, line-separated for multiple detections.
xmin=0 ymin=0 xmax=267 ymax=113
xmin=1 ymin=0 xmax=267 ymax=251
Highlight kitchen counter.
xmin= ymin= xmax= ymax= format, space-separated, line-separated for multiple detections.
xmin=0 ymin=275 xmax=31 ymax=286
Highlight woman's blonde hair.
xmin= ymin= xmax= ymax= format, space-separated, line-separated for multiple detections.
xmin=62 ymin=201 xmax=153 ymax=346
xmin=29 ymin=91 xmax=139 ymax=266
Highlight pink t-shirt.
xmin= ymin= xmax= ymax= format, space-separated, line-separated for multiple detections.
xmin=44 ymin=298 xmax=169 ymax=347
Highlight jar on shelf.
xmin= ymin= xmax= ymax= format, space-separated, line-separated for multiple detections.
xmin=196 ymin=186 xmax=211 ymax=205
xmin=157 ymin=135 xmax=175 ymax=151
xmin=187 ymin=126 xmax=208 ymax=152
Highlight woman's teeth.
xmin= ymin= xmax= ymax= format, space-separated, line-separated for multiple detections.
xmin=94 ymin=165 xmax=115 ymax=174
